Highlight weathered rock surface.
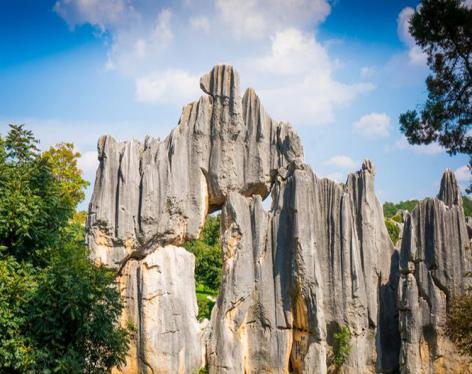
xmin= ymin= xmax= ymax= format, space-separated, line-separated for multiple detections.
xmin=398 ymin=170 xmax=472 ymax=373
xmin=116 ymin=245 xmax=204 ymax=373
xmin=87 ymin=65 xmax=471 ymax=373
xmin=207 ymin=160 xmax=399 ymax=373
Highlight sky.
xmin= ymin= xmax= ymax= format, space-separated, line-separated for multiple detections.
xmin=0 ymin=0 xmax=470 ymax=210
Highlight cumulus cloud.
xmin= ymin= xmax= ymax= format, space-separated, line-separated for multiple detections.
xmin=215 ymin=0 xmax=330 ymax=40
xmin=54 ymin=0 xmax=130 ymax=30
xmin=252 ymin=29 xmax=374 ymax=125
xmin=135 ymin=70 xmax=201 ymax=105
xmin=397 ymin=7 xmax=427 ymax=66
xmin=54 ymin=0 xmax=373 ymax=125
xmin=354 ymin=113 xmax=391 ymax=138
xmin=324 ymin=155 xmax=357 ymax=169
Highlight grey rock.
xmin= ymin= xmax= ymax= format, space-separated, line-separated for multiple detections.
xmin=117 ymin=245 xmax=204 ymax=373
xmin=398 ymin=170 xmax=472 ymax=373
xmin=87 ymin=65 xmax=469 ymax=374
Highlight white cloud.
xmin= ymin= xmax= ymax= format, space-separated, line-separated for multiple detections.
xmin=324 ymin=155 xmax=357 ymax=169
xmin=135 ymin=70 xmax=201 ymax=105
xmin=255 ymin=28 xmax=329 ymax=75
xmin=53 ymin=0 xmax=373 ymax=126
xmin=215 ymin=0 xmax=330 ymax=40
xmin=189 ymin=16 xmax=210 ymax=33
xmin=397 ymin=7 xmax=427 ymax=66
xmin=251 ymin=29 xmax=374 ymax=125
xmin=54 ymin=0 xmax=130 ymax=30
xmin=389 ymin=138 xmax=444 ymax=155
xmin=455 ymin=165 xmax=471 ymax=182
xmin=354 ymin=113 xmax=391 ymax=138
xmin=153 ymin=9 xmax=173 ymax=46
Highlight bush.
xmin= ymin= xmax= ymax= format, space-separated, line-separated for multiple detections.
xmin=446 ymin=292 xmax=472 ymax=356
xmin=383 ymin=200 xmax=418 ymax=219
xmin=333 ymin=325 xmax=351 ymax=367
xmin=385 ymin=219 xmax=401 ymax=245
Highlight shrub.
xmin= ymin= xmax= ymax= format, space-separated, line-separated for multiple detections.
xmin=446 ymin=292 xmax=472 ymax=356
xmin=385 ymin=219 xmax=400 ymax=245
xmin=333 ymin=324 xmax=351 ymax=367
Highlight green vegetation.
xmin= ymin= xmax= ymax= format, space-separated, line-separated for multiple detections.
xmin=383 ymin=200 xmax=419 ymax=218
xmin=385 ymin=219 xmax=401 ymax=246
xmin=184 ymin=215 xmax=222 ymax=320
xmin=446 ymin=290 xmax=472 ymax=356
xmin=399 ymin=0 xmax=471 ymax=193
xmin=333 ymin=324 xmax=351 ymax=367
xmin=463 ymin=196 xmax=472 ymax=217
xmin=0 ymin=125 xmax=129 ymax=373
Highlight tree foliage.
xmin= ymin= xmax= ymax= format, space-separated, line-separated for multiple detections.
xmin=184 ymin=215 xmax=222 ymax=320
xmin=42 ymin=142 xmax=89 ymax=208
xmin=463 ymin=195 xmax=472 ymax=216
xmin=383 ymin=200 xmax=419 ymax=218
xmin=399 ymin=0 xmax=471 ymax=192
xmin=0 ymin=124 xmax=129 ymax=373
xmin=184 ymin=215 xmax=222 ymax=291
xmin=385 ymin=219 xmax=401 ymax=246
xmin=446 ymin=291 xmax=472 ymax=356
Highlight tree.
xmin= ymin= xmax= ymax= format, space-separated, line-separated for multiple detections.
xmin=399 ymin=0 xmax=472 ymax=192
xmin=42 ymin=143 xmax=89 ymax=208
xmin=383 ymin=200 xmax=419 ymax=218
xmin=184 ymin=215 xmax=222 ymax=320
xmin=0 ymin=125 xmax=129 ymax=373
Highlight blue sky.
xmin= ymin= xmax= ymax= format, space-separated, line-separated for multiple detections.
xmin=0 ymin=0 xmax=470 ymax=209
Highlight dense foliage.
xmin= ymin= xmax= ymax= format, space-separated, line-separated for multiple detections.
xmin=384 ymin=219 xmax=401 ymax=246
xmin=399 ymin=0 xmax=471 ymax=192
xmin=463 ymin=195 xmax=472 ymax=216
xmin=0 ymin=125 xmax=129 ymax=373
xmin=447 ymin=290 xmax=472 ymax=356
xmin=333 ymin=325 xmax=351 ymax=367
xmin=383 ymin=200 xmax=419 ymax=218
xmin=184 ymin=215 xmax=222 ymax=320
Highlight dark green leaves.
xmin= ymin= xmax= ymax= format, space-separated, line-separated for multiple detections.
xmin=399 ymin=0 xmax=471 ymax=192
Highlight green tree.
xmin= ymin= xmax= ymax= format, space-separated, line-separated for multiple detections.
xmin=383 ymin=200 xmax=419 ymax=218
xmin=185 ymin=215 xmax=222 ymax=291
xmin=0 ymin=251 xmax=36 ymax=371
xmin=0 ymin=125 xmax=129 ymax=373
xmin=43 ymin=143 xmax=89 ymax=208
xmin=463 ymin=195 xmax=472 ymax=216
xmin=399 ymin=0 xmax=471 ymax=192
xmin=184 ymin=215 xmax=222 ymax=320
xmin=385 ymin=219 xmax=401 ymax=246
xmin=27 ymin=244 xmax=129 ymax=373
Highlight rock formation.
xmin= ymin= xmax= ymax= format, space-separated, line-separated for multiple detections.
xmin=398 ymin=170 xmax=472 ymax=373
xmin=87 ymin=65 xmax=471 ymax=373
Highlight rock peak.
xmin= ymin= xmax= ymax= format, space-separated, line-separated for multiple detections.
xmin=438 ymin=168 xmax=461 ymax=207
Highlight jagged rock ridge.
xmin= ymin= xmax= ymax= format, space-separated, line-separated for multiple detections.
xmin=87 ymin=65 xmax=471 ymax=373
xmin=398 ymin=170 xmax=471 ymax=373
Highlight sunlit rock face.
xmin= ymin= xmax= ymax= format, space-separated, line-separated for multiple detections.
xmin=87 ymin=65 xmax=470 ymax=373
xmin=398 ymin=170 xmax=472 ymax=373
